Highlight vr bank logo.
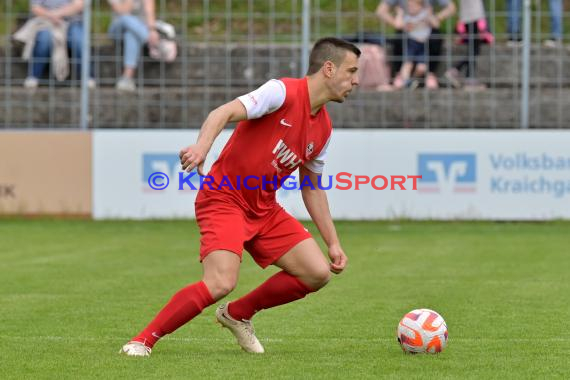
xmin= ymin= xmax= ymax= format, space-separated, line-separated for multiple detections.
xmin=142 ymin=153 xmax=200 ymax=191
xmin=417 ymin=154 xmax=477 ymax=193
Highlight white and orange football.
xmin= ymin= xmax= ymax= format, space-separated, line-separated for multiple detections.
xmin=397 ymin=309 xmax=448 ymax=354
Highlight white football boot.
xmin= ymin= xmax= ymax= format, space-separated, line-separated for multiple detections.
xmin=216 ymin=303 xmax=265 ymax=353
xmin=119 ymin=341 xmax=152 ymax=357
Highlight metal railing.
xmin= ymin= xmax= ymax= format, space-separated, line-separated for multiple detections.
xmin=1 ymin=0 xmax=569 ymax=129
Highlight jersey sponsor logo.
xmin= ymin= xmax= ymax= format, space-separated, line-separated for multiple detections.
xmin=279 ymin=118 xmax=293 ymax=127
xmin=272 ymin=139 xmax=302 ymax=170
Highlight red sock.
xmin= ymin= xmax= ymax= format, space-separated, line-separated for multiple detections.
xmin=132 ymin=281 xmax=214 ymax=348
xmin=228 ymin=271 xmax=314 ymax=321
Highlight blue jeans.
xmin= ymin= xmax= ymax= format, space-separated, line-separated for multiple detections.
xmin=108 ymin=15 xmax=149 ymax=69
xmin=507 ymin=0 xmax=563 ymax=40
xmin=28 ymin=21 xmax=93 ymax=79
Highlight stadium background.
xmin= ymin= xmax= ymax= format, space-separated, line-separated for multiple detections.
xmin=1 ymin=1 xmax=569 ymax=379
xmin=1 ymin=0 xmax=570 ymax=218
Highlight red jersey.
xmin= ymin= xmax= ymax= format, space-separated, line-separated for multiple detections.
xmin=198 ymin=77 xmax=332 ymax=216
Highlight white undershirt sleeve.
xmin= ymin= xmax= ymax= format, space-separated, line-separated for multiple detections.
xmin=303 ymin=134 xmax=332 ymax=174
xmin=237 ymin=79 xmax=286 ymax=119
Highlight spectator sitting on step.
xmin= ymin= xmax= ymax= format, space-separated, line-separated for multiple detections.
xmin=107 ymin=0 xmax=160 ymax=92
xmin=15 ymin=0 xmax=95 ymax=89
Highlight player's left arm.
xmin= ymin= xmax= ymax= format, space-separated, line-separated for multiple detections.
xmin=299 ymin=165 xmax=347 ymax=274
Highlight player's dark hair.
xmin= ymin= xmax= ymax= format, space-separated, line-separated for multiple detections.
xmin=307 ymin=37 xmax=361 ymax=75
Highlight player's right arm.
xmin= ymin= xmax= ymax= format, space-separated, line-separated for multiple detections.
xmin=180 ymin=99 xmax=247 ymax=174
xmin=180 ymin=79 xmax=285 ymax=174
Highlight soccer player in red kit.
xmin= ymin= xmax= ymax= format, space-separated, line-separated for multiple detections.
xmin=120 ymin=37 xmax=360 ymax=356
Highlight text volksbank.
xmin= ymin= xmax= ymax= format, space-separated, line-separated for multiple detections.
xmin=489 ymin=153 xmax=570 ymax=198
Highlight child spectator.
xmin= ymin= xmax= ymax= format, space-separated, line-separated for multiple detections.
xmin=376 ymin=0 xmax=456 ymax=89
xmin=445 ymin=0 xmax=493 ymax=91
xmin=394 ymin=0 xmax=433 ymax=89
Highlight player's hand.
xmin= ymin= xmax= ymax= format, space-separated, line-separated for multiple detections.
xmin=179 ymin=144 xmax=207 ymax=175
xmin=328 ymin=243 xmax=348 ymax=274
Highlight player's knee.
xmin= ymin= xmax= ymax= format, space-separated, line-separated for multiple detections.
xmin=306 ymin=265 xmax=331 ymax=290
xmin=214 ymin=278 xmax=237 ymax=299
xmin=203 ymin=276 xmax=237 ymax=300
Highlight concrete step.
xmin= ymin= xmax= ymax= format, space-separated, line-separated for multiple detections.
xmin=1 ymin=43 xmax=569 ymax=87
xmin=2 ymin=86 xmax=568 ymax=129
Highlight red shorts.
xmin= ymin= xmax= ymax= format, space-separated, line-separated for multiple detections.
xmin=195 ymin=197 xmax=312 ymax=268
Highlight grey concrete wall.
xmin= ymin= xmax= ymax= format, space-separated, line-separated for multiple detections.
xmin=2 ymin=43 xmax=569 ymax=87
xmin=2 ymin=42 xmax=569 ymax=128
xmin=4 ymin=87 xmax=569 ymax=129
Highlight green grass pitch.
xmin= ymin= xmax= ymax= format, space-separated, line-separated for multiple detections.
xmin=1 ymin=219 xmax=569 ymax=379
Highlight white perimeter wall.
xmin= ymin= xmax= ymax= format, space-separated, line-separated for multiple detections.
xmin=93 ymin=130 xmax=570 ymax=220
